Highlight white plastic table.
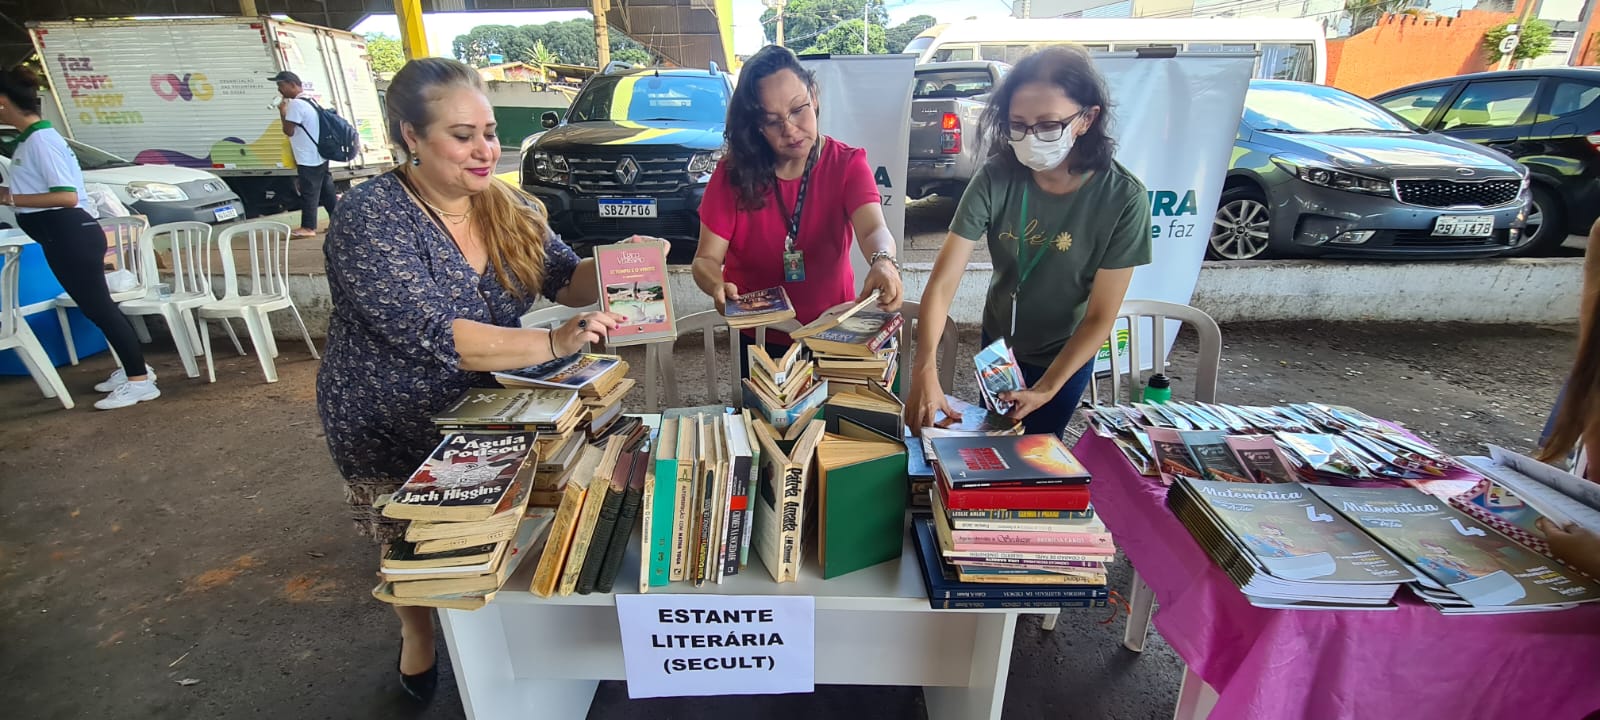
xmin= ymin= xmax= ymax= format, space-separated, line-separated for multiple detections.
xmin=439 ymin=525 xmax=1055 ymax=720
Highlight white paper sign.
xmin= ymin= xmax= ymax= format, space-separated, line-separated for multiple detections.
xmin=615 ymin=593 xmax=815 ymax=699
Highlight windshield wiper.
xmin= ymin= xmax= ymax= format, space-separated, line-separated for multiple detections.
xmin=1260 ymin=128 xmax=1308 ymax=134
xmin=1322 ymin=127 xmax=1394 ymax=134
xmin=637 ymin=117 xmax=683 ymax=121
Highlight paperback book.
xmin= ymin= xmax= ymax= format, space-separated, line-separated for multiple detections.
xmin=383 ymin=433 xmax=535 ymax=522
xmin=723 ymin=287 xmax=796 ymax=329
xmin=594 ymin=240 xmax=676 ymax=347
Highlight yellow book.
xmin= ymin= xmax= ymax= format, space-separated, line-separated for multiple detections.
xmin=557 ymin=436 xmax=626 ymax=595
xmin=529 ymin=444 xmax=603 ymax=597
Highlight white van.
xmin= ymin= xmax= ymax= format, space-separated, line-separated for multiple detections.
xmin=0 ymin=126 xmax=244 ymax=229
xmin=909 ymin=17 xmax=1328 ymax=84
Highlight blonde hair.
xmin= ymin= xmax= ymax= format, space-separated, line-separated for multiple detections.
xmin=387 ymin=57 xmax=550 ymax=298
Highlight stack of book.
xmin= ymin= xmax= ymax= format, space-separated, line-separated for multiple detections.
xmin=814 ymin=418 xmax=909 ymax=580
xmin=639 ymin=407 xmax=773 ymax=588
xmin=529 ymin=421 xmax=653 ymax=597
xmin=494 ymin=352 xmax=637 ymax=439
xmin=791 ymin=293 xmax=902 ymax=397
xmin=723 ymin=287 xmax=796 ymax=329
xmin=907 ymin=395 xmax=1024 ymax=508
xmin=742 ymin=344 xmax=828 ymax=437
xmin=431 ymin=387 xmax=583 ymax=437
xmin=914 ymin=433 xmax=1112 ymax=609
xmin=371 ymin=432 xmax=551 ymax=609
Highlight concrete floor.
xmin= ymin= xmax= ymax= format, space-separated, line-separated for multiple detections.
xmin=0 ymin=315 xmax=1572 ymax=719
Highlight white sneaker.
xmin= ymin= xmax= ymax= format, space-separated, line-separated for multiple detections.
xmin=94 ymin=379 xmax=161 ymax=410
xmin=94 ymin=365 xmax=157 ymax=393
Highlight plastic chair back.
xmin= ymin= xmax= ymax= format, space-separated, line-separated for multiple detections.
xmin=215 ymin=221 xmax=291 ymax=301
xmin=0 ymin=245 xmax=20 ymax=343
xmin=142 ymin=222 xmax=214 ymax=298
xmin=895 ymin=300 xmax=958 ymax=405
xmin=1093 ymin=299 xmax=1221 ymax=405
xmin=99 ymin=215 xmax=149 ymax=291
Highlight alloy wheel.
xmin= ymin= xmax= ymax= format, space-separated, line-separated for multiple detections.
xmin=1210 ymin=199 xmax=1271 ymax=260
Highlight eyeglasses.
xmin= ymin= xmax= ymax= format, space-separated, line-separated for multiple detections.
xmin=1007 ymin=110 xmax=1088 ymax=142
xmin=760 ymin=103 xmax=813 ymax=134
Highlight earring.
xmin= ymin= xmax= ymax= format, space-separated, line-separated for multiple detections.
xmin=410 ymin=155 xmax=421 ymax=167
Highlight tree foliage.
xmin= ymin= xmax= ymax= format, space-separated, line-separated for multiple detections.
xmin=451 ymin=19 xmax=651 ymax=68
xmin=886 ymin=14 xmax=937 ymax=54
xmin=800 ymin=20 xmax=887 ymax=55
xmin=1343 ymin=0 xmax=1416 ymax=35
xmin=761 ymin=0 xmax=888 ymax=46
xmin=1484 ymin=19 xmax=1555 ymax=63
xmin=364 ymin=32 xmax=405 ymax=74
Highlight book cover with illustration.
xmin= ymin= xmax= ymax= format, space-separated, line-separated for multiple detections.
xmin=1179 ymin=430 xmax=1254 ymax=484
xmin=930 ymin=434 xmax=1091 ymax=488
xmin=1177 ymin=478 xmax=1411 ymax=585
xmin=384 ymin=433 xmax=536 ymax=522
xmin=723 ymin=286 xmax=796 ymax=327
xmin=495 ymin=353 xmax=624 ymax=394
xmin=1308 ymin=485 xmax=1600 ymax=608
xmin=1146 ymin=426 xmax=1203 ymax=486
xmin=804 ymin=310 xmax=903 ymax=356
xmin=594 ymin=241 xmax=676 ymax=347
xmin=974 ymin=339 xmax=1026 ymax=415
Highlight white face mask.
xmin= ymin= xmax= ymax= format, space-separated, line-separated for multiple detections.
xmin=1009 ymin=132 xmax=1073 ymax=172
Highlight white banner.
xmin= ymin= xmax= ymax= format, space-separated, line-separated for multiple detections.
xmin=799 ymin=54 xmax=915 ymax=286
xmin=1092 ymin=53 xmax=1255 ymax=372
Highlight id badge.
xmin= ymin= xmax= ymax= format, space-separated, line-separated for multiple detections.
xmin=783 ymin=249 xmax=806 ymax=282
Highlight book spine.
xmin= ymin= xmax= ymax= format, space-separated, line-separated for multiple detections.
xmin=932 ymin=598 xmax=1110 ymax=610
xmin=954 ymin=558 xmax=1108 ymax=571
xmin=670 ymin=458 xmax=694 ymax=582
xmin=777 ymin=460 xmax=805 ymax=583
xmin=650 ymin=457 xmax=677 ymax=587
xmin=936 ymin=586 xmax=1110 ymax=601
xmin=740 ymin=461 xmax=759 ymax=569
xmin=948 ymin=529 xmax=1115 ymax=547
xmin=945 ymin=550 xmax=1113 ymax=563
xmin=870 ymin=313 xmax=905 ymax=353
xmin=946 ymin=477 xmax=1086 ymax=490
xmin=723 ymin=456 xmax=752 ymax=577
xmin=939 ymin=482 xmax=1092 ymax=511
xmin=948 ymin=541 xmax=1116 ymax=556
xmin=597 ymin=487 xmax=644 ymax=593
xmin=694 ymin=467 xmax=715 ymax=586
xmin=946 ymin=508 xmax=1097 ymax=521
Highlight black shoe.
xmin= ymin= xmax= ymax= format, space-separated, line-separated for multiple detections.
xmin=397 ymin=646 xmax=438 ymax=703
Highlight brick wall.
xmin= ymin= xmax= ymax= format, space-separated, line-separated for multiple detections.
xmin=1326 ymin=9 xmax=1515 ymax=97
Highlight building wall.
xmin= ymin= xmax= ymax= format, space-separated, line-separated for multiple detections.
xmin=1325 ymin=9 xmax=1513 ymax=97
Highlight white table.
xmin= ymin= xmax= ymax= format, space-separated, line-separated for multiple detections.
xmin=440 ymin=525 xmax=1055 ymax=720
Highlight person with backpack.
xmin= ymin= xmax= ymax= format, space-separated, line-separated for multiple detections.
xmin=272 ymin=71 xmax=339 ymax=238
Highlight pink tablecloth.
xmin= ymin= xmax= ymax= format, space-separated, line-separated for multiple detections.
xmin=1074 ymin=430 xmax=1600 ymax=720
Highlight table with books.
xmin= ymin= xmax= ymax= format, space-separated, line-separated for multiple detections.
xmin=375 ymin=298 xmax=1116 ymax=720
xmin=1072 ymin=401 xmax=1600 ymax=720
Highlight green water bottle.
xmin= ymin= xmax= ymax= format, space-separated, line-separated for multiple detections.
xmin=1143 ymin=374 xmax=1172 ymax=404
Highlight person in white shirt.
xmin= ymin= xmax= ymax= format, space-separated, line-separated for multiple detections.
xmin=273 ymin=71 xmax=338 ymax=238
xmin=0 ymin=66 xmax=159 ymax=409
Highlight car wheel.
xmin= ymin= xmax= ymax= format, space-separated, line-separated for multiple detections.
xmin=1209 ymin=186 xmax=1273 ymax=260
xmin=1504 ymin=184 xmax=1567 ymax=257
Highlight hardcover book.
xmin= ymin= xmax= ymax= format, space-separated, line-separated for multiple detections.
xmin=594 ymin=240 xmax=676 ymax=347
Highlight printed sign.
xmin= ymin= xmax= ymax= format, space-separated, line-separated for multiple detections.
xmin=615 ymin=594 xmax=815 ymax=699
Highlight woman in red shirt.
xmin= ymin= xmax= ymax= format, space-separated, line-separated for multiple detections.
xmin=693 ymin=45 xmax=903 ymax=366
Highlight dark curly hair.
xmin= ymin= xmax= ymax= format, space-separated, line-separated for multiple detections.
xmin=980 ymin=45 xmax=1116 ymax=175
xmin=722 ymin=45 xmax=817 ymax=211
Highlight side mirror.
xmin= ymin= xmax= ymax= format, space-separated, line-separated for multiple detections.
xmin=541 ymin=111 xmax=560 ymax=129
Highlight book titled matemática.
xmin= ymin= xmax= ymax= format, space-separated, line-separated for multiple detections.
xmin=383 ymin=433 xmax=535 ymax=522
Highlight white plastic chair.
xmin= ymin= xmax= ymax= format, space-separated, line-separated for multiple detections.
xmin=119 ymin=222 xmax=244 ymax=379
xmin=645 ymin=309 xmax=741 ymax=411
xmin=893 ymin=299 xmax=958 ymax=405
xmin=0 ymin=245 xmax=72 ymax=408
xmin=55 ymin=215 xmax=150 ymax=366
xmin=197 ymin=221 xmax=319 ymax=383
xmin=1069 ymin=299 xmax=1221 ymax=649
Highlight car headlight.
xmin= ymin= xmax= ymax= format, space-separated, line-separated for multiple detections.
xmin=1272 ymin=157 xmax=1391 ymax=196
xmin=688 ymin=149 xmax=725 ymax=174
xmin=532 ymin=151 xmax=568 ymax=184
xmin=126 ymin=181 xmax=189 ymax=202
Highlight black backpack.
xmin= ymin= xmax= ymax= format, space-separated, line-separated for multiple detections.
xmin=296 ymin=97 xmax=360 ymax=163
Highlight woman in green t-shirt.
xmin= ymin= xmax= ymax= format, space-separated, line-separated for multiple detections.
xmin=907 ymin=45 xmax=1152 ymax=437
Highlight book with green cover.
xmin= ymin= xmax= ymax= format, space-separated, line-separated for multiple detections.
xmin=597 ymin=447 xmax=649 ymax=593
xmin=648 ymin=417 xmax=679 ymax=587
xmin=1309 ymin=485 xmax=1600 ymax=610
xmin=817 ymin=420 xmax=909 ymax=579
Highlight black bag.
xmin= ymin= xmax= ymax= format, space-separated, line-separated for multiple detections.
xmin=296 ymin=97 xmax=360 ymax=163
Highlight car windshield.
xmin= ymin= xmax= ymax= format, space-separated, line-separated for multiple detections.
xmin=0 ymin=129 xmax=135 ymax=170
xmin=913 ymin=70 xmax=994 ymax=99
xmin=567 ymin=74 xmax=728 ymax=124
xmin=1244 ymin=84 xmax=1413 ymax=134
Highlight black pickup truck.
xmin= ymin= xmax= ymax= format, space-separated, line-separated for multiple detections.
xmin=521 ymin=64 xmax=732 ymax=263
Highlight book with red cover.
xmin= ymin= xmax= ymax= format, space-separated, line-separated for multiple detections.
xmin=930 ymin=434 xmax=1092 ymax=489
xmin=935 ymin=465 xmax=1091 ymax=511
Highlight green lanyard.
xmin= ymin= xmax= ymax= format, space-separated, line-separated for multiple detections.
xmin=1010 ymin=185 xmax=1049 ymax=339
